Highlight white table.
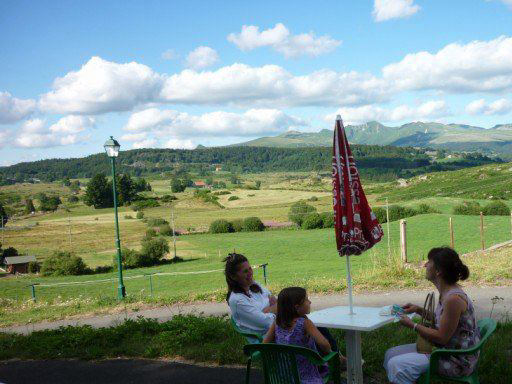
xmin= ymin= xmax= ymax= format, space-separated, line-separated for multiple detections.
xmin=308 ymin=306 xmax=400 ymax=384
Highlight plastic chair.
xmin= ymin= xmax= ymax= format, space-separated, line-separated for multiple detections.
xmin=418 ymin=318 xmax=497 ymax=384
xmin=231 ymin=317 xmax=263 ymax=384
xmin=244 ymin=343 xmax=342 ymax=384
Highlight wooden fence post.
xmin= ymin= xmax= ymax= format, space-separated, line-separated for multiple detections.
xmin=400 ymin=219 xmax=407 ymax=263
xmin=480 ymin=212 xmax=485 ymax=250
xmin=449 ymin=217 xmax=454 ymax=249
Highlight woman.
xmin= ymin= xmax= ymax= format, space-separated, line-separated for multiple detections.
xmin=384 ymin=247 xmax=480 ymax=384
xmin=224 ymin=253 xmax=339 ymax=351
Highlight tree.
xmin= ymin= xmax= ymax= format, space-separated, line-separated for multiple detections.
xmin=24 ymin=199 xmax=36 ymax=214
xmin=84 ymin=174 xmax=113 ymax=208
xmin=288 ymin=201 xmax=317 ymax=226
xmin=0 ymin=203 xmax=8 ymax=226
xmin=117 ymin=174 xmax=136 ymax=206
xmin=170 ymin=178 xmax=186 ymax=193
xmin=255 ymin=180 xmax=261 ymax=189
xmin=38 ymin=193 xmax=61 ymax=212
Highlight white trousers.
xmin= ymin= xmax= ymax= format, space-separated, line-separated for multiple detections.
xmin=384 ymin=343 xmax=430 ymax=384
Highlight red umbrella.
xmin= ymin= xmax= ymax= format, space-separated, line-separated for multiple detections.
xmin=332 ymin=115 xmax=383 ymax=314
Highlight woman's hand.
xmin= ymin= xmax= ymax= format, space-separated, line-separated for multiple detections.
xmin=268 ymin=295 xmax=277 ymax=306
xmin=402 ymin=303 xmax=420 ymax=314
xmin=263 ymin=303 xmax=277 ymax=314
xmin=398 ymin=314 xmax=415 ymax=329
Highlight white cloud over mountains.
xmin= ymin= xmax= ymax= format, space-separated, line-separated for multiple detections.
xmin=466 ymin=98 xmax=512 ymax=115
xmin=227 ymin=23 xmax=341 ymax=58
xmin=185 ymin=46 xmax=220 ymax=69
xmin=328 ymin=100 xmax=450 ymax=124
xmin=122 ymin=108 xmax=307 ymax=148
xmin=373 ymin=0 xmax=421 ymax=22
xmin=0 ymin=92 xmax=36 ymax=124
xmin=32 ymin=36 xmax=512 ymax=117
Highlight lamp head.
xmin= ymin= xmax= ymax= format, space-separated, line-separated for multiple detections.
xmin=104 ymin=136 xmax=120 ymax=158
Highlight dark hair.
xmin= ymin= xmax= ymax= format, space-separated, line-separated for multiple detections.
xmin=223 ymin=252 xmax=262 ymax=301
xmin=276 ymin=287 xmax=307 ymax=329
xmin=427 ymin=247 xmax=469 ymax=284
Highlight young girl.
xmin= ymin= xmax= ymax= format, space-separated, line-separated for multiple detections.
xmin=263 ymin=287 xmax=344 ymax=384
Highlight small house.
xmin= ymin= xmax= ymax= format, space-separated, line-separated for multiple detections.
xmin=194 ymin=181 xmax=207 ymax=188
xmin=4 ymin=255 xmax=36 ymax=274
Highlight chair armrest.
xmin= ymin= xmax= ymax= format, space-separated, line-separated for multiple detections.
xmin=430 ymin=345 xmax=480 ymax=374
xmin=321 ymin=351 xmax=339 ymax=363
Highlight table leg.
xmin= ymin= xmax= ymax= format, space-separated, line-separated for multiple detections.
xmin=345 ymin=330 xmax=363 ymax=384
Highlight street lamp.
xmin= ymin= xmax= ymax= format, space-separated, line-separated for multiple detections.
xmin=104 ymin=136 xmax=126 ymax=299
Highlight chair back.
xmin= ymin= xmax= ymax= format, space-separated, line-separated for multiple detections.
xmin=244 ymin=343 xmax=326 ymax=384
xmin=231 ymin=316 xmax=263 ymax=344
xmin=476 ymin=318 xmax=497 ymax=346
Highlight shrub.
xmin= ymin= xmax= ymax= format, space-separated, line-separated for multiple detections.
xmin=136 ymin=211 xmax=144 ymax=219
xmin=227 ymin=195 xmax=239 ymax=201
xmin=132 ymin=199 xmax=160 ymax=211
xmin=319 ymin=212 xmax=334 ymax=228
xmin=147 ymin=218 xmax=169 ymax=226
xmin=231 ymin=219 xmax=244 ymax=232
xmin=288 ymin=201 xmax=316 ymax=226
xmin=115 ymin=249 xmax=150 ymax=269
xmin=209 ymin=219 xmax=234 ymax=233
xmin=308 ymin=196 xmax=318 ymax=202
xmin=161 ymin=194 xmax=178 ymax=203
xmin=453 ymin=201 xmax=481 ymax=215
xmin=41 ymin=251 xmax=88 ymax=276
xmin=93 ymin=265 xmax=113 ymax=274
xmin=482 ymin=201 xmax=510 ymax=216
xmin=145 ymin=228 xmax=157 ymax=239
xmin=372 ymin=207 xmax=387 ymax=224
xmin=159 ymin=224 xmax=173 ymax=236
xmin=67 ymin=195 xmax=79 ymax=203
xmin=302 ymin=213 xmax=324 ymax=229
xmin=213 ymin=191 xmax=231 ymax=196
xmin=124 ymin=215 xmax=133 ymax=219
xmin=140 ymin=237 xmax=169 ymax=263
xmin=388 ymin=205 xmax=418 ymax=222
xmin=243 ymin=217 xmax=265 ymax=232
xmin=417 ymin=203 xmax=440 ymax=214
xmin=28 ymin=261 xmax=40 ymax=273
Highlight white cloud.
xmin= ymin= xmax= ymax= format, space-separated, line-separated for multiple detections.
xmin=162 ymin=49 xmax=178 ymax=60
xmin=327 ymin=100 xmax=450 ymax=124
xmin=465 ymin=98 xmax=512 ymax=115
xmin=0 ymin=92 xmax=36 ymax=124
xmin=123 ymin=108 xmax=307 ymax=146
xmin=39 ymin=56 xmax=164 ymax=114
xmin=382 ymin=36 xmax=512 ymax=93
xmin=164 ymin=138 xmax=196 ymax=149
xmin=133 ymin=138 xmax=157 ymax=149
xmin=373 ymin=0 xmax=421 ymax=22
xmin=228 ymin=23 xmax=341 ymax=58
xmin=14 ymin=116 xmax=94 ymax=148
xmin=0 ymin=131 xmax=10 ymax=148
xmin=185 ymin=46 xmax=220 ymax=70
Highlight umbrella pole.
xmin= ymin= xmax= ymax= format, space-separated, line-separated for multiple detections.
xmin=346 ymin=254 xmax=354 ymax=315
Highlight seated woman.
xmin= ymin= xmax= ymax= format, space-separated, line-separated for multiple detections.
xmin=384 ymin=247 xmax=480 ymax=384
xmin=224 ymin=253 xmax=338 ymax=351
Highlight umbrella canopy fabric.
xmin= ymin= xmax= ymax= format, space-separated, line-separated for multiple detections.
xmin=332 ymin=115 xmax=383 ymax=256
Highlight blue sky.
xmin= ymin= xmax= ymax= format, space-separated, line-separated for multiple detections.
xmin=1 ymin=0 xmax=512 ymax=164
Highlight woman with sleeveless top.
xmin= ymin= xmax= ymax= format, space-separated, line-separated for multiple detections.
xmin=384 ymin=247 xmax=480 ymax=384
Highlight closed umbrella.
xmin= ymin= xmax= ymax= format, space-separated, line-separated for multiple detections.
xmin=332 ymin=115 xmax=383 ymax=314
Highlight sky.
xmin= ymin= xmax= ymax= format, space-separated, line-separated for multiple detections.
xmin=1 ymin=0 xmax=512 ymax=165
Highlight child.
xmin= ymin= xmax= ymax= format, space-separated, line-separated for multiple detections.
xmin=263 ymin=287 xmax=345 ymax=384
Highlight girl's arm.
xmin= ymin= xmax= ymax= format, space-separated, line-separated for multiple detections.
xmin=304 ymin=318 xmax=331 ymax=354
xmin=400 ymin=295 xmax=466 ymax=346
xmin=263 ymin=321 xmax=276 ymax=343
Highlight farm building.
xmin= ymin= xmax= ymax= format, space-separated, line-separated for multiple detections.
xmin=194 ymin=181 xmax=207 ymax=188
xmin=3 ymin=255 xmax=36 ymax=274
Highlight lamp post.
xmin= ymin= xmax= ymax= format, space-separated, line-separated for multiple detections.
xmin=104 ymin=136 xmax=126 ymax=299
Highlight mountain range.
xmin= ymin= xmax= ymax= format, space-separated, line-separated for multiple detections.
xmin=229 ymin=121 xmax=512 ymax=154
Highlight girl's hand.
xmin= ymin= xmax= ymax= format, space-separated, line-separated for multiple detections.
xmin=402 ymin=303 xmax=420 ymax=314
xmin=399 ymin=315 xmax=415 ymax=329
xmin=268 ymin=295 xmax=277 ymax=306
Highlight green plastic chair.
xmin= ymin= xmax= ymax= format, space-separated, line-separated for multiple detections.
xmin=244 ymin=343 xmax=342 ymax=384
xmin=231 ymin=317 xmax=263 ymax=384
xmin=418 ymin=318 xmax=497 ymax=384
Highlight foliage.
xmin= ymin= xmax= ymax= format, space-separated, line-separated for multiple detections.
xmin=24 ymin=198 xmax=36 ymax=214
xmin=160 ymin=194 xmax=177 ymax=203
xmin=116 ymin=248 xmax=150 ymax=269
xmin=0 ymin=203 xmax=8 ymax=226
xmin=2 ymin=246 xmax=18 ymax=258
xmin=140 ymin=237 xmax=170 ymax=263
xmin=194 ymin=189 xmax=222 ymax=206
xmin=416 ymin=203 xmax=440 ymax=214
xmin=227 ymin=195 xmax=239 ymax=201
xmin=209 ymin=219 xmax=234 ymax=234
xmin=158 ymin=224 xmax=173 ymax=236
xmin=116 ymin=174 xmax=137 ymax=206
xmin=388 ymin=205 xmax=418 ymax=222
xmin=288 ymin=201 xmax=316 ymax=226
xmin=255 ymin=180 xmax=262 ymax=189
xmin=145 ymin=228 xmax=157 ymax=239
xmin=41 ymin=251 xmax=88 ymax=276
xmin=301 ymin=213 xmax=324 ymax=229
xmin=453 ymin=201 xmax=482 ymax=216
xmin=373 ymin=207 xmax=387 ymax=224
xmin=136 ymin=211 xmax=144 ymax=219
xmin=131 ymin=198 xmax=159 ymax=211
xmin=170 ymin=178 xmax=186 ymax=193
xmin=146 ymin=218 xmax=168 ymax=226
xmin=308 ymin=196 xmax=318 ymax=201
xmin=83 ymin=174 xmax=113 ymax=209
xmin=231 ymin=219 xmax=244 ymax=232
xmin=212 ymin=190 xmax=231 ymax=196
xmin=28 ymin=261 xmax=40 ymax=273
xmin=319 ymin=212 xmax=334 ymax=228
xmin=243 ymin=217 xmax=265 ymax=232
xmin=482 ymin=201 xmax=511 ymax=216
xmin=38 ymin=193 xmax=61 ymax=212
xmin=67 ymin=195 xmax=79 ymax=203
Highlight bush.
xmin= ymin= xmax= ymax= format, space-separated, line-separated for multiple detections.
xmin=228 ymin=195 xmax=239 ymax=201
xmin=416 ymin=203 xmax=440 ymax=214
xmin=453 ymin=201 xmax=481 ymax=215
xmin=161 ymin=194 xmax=178 ymax=203
xmin=288 ymin=201 xmax=317 ymax=226
xmin=388 ymin=205 xmax=418 ymax=222
xmin=145 ymin=228 xmax=157 ymax=239
xmin=67 ymin=195 xmax=79 ymax=203
xmin=243 ymin=217 xmax=265 ymax=232
xmin=136 ymin=211 xmax=144 ymax=219
xmin=140 ymin=237 xmax=169 ymax=263
xmin=124 ymin=215 xmax=133 ymax=219
xmin=28 ymin=261 xmax=40 ymax=273
xmin=147 ymin=218 xmax=169 ymax=226
xmin=319 ymin=212 xmax=334 ymax=228
xmin=372 ymin=207 xmax=387 ymax=223
xmin=231 ymin=219 xmax=244 ymax=232
xmin=41 ymin=251 xmax=88 ymax=276
xmin=115 ymin=249 xmax=151 ymax=269
xmin=132 ymin=199 xmax=160 ymax=211
xmin=213 ymin=191 xmax=231 ymax=196
xmin=308 ymin=196 xmax=318 ymax=202
xmin=209 ymin=219 xmax=234 ymax=233
xmin=301 ymin=213 xmax=324 ymax=229
xmin=159 ymin=224 xmax=173 ymax=236
xmin=482 ymin=201 xmax=510 ymax=216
